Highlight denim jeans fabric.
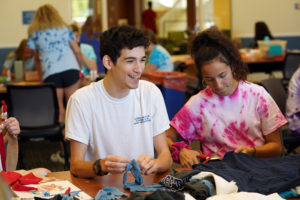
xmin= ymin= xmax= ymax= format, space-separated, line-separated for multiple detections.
xmin=193 ymin=151 xmax=300 ymax=194
xmin=124 ymin=182 xmax=164 ymax=192
xmin=94 ymin=187 xmax=128 ymax=200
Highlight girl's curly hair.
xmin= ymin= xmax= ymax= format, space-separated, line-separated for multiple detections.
xmin=191 ymin=27 xmax=248 ymax=81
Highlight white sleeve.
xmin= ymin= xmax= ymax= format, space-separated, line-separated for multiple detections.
xmin=65 ymin=95 xmax=90 ymax=145
xmin=259 ymin=86 xmax=287 ymax=135
xmin=3 ymin=57 xmax=16 ymax=69
xmin=151 ymin=84 xmax=170 ymax=136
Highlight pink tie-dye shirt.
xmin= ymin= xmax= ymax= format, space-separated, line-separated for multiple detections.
xmin=170 ymin=81 xmax=287 ymax=158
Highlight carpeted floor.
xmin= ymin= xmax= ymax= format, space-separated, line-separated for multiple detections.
xmin=17 ymin=140 xmax=67 ymax=172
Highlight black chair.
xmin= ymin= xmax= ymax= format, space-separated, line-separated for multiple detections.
xmin=260 ymin=78 xmax=300 ymax=154
xmin=282 ymin=52 xmax=300 ymax=89
xmin=6 ymin=83 xmax=69 ymax=170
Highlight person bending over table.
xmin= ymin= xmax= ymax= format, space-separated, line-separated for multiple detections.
xmin=65 ymin=25 xmax=172 ymax=178
xmin=166 ymin=27 xmax=287 ymax=168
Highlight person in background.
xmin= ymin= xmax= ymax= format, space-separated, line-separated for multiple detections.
xmin=253 ymin=21 xmax=274 ymax=48
xmin=2 ymin=39 xmax=35 ymax=78
xmin=92 ymin=15 xmax=102 ymax=35
xmin=65 ymin=25 xmax=172 ymax=178
xmin=81 ymin=16 xmax=94 ymax=39
xmin=142 ymin=1 xmax=157 ymax=34
xmin=286 ymin=66 xmax=300 ymax=138
xmin=70 ymin=23 xmax=97 ymax=76
xmin=166 ymin=27 xmax=286 ymax=168
xmin=0 ymin=117 xmax=51 ymax=176
xmin=142 ymin=29 xmax=174 ymax=73
xmin=27 ymin=4 xmax=82 ymax=163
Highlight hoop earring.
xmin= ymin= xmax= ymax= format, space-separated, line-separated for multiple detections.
xmin=202 ymin=79 xmax=207 ymax=88
xmin=232 ymin=71 xmax=236 ymax=78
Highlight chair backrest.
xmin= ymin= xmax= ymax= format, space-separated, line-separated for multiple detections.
xmin=260 ymin=78 xmax=286 ymax=114
xmin=6 ymin=83 xmax=59 ymax=129
xmin=283 ymin=52 xmax=300 ymax=80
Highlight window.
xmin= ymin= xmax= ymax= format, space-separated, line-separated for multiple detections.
xmin=72 ymin=0 xmax=93 ymax=24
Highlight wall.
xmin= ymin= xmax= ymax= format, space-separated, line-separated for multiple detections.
xmin=214 ymin=0 xmax=231 ymax=31
xmin=0 ymin=0 xmax=71 ymax=48
xmin=231 ymin=0 xmax=300 ymax=38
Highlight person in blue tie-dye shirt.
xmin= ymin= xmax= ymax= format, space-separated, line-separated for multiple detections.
xmin=27 ymin=4 xmax=83 ymax=162
xmin=142 ymin=29 xmax=174 ymax=73
xmin=27 ymin=4 xmax=82 ymax=124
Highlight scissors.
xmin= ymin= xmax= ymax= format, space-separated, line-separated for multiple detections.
xmin=197 ymin=147 xmax=223 ymax=164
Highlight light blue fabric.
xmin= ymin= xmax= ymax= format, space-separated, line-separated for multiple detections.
xmin=94 ymin=187 xmax=128 ymax=200
xmin=148 ymin=44 xmax=174 ymax=71
xmin=27 ymin=26 xmax=80 ymax=79
xmin=123 ymin=160 xmax=143 ymax=187
xmin=123 ymin=160 xmax=164 ymax=192
xmin=124 ymin=182 xmax=164 ymax=192
xmin=80 ymin=43 xmax=97 ymax=75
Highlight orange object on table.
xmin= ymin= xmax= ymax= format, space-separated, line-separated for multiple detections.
xmin=146 ymin=71 xmax=187 ymax=92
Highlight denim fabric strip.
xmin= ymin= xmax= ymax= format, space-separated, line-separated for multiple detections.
xmin=123 ymin=159 xmax=164 ymax=192
xmin=125 ymin=182 xmax=163 ymax=192
xmin=123 ymin=160 xmax=143 ymax=187
xmin=94 ymin=187 xmax=128 ymax=200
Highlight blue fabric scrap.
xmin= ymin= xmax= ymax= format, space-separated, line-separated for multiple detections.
xmin=94 ymin=187 xmax=128 ymax=200
xmin=123 ymin=159 xmax=164 ymax=192
xmin=278 ymin=190 xmax=299 ymax=199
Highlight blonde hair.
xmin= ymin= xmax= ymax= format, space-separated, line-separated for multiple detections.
xmin=70 ymin=22 xmax=81 ymax=34
xmin=28 ymin=4 xmax=67 ymax=36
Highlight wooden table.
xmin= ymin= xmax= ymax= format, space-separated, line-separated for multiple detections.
xmin=243 ymin=55 xmax=285 ymax=73
xmin=171 ymin=54 xmax=285 ymax=74
xmin=48 ymin=171 xmax=168 ymax=198
xmin=48 ymin=171 xmax=300 ymax=199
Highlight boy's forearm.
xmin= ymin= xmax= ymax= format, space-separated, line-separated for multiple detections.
xmin=156 ymin=149 xmax=172 ymax=172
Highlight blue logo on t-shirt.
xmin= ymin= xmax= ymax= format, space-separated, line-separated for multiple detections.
xmin=134 ymin=115 xmax=151 ymax=125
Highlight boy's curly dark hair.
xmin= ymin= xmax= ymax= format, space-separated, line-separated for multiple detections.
xmin=100 ymin=25 xmax=150 ymax=64
xmin=191 ymin=27 xmax=248 ymax=81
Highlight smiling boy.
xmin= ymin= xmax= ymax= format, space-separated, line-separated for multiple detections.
xmin=65 ymin=25 xmax=172 ymax=178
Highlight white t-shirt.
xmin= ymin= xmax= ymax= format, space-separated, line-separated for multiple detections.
xmin=286 ymin=67 xmax=300 ymax=133
xmin=65 ymin=80 xmax=170 ymax=161
xmin=0 ymin=156 xmax=2 ymax=172
xmin=171 ymin=81 xmax=287 ymax=158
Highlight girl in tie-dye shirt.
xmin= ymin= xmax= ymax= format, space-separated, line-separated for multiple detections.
xmin=167 ymin=27 xmax=287 ymax=168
